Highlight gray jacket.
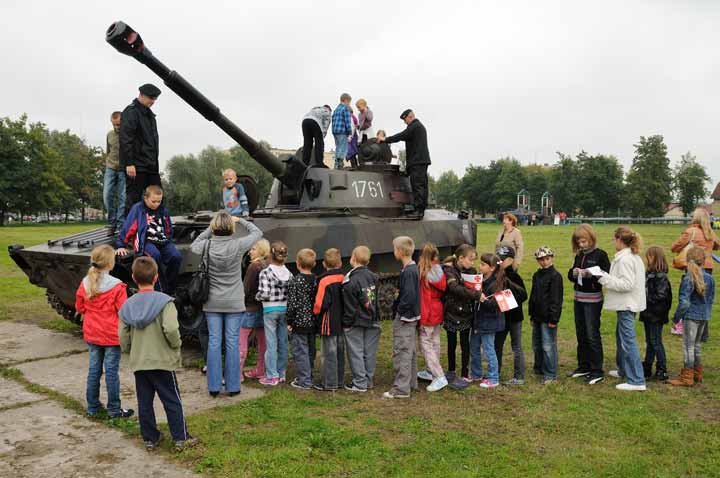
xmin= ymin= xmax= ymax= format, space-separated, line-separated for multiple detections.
xmin=303 ymin=106 xmax=332 ymax=137
xmin=190 ymin=218 xmax=263 ymax=313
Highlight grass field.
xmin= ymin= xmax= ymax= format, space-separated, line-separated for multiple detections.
xmin=1 ymin=223 xmax=719 ymax=477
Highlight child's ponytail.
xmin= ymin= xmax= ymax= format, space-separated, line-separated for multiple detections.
xmin=686 ymin=246 xmax=706 ymax=297
xmin=85 ymin=245 xmax=116 ymax=299
xmin=614 ymin=226 xmax=643 ymax=254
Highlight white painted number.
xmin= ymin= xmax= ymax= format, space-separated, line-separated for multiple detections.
xmin=352 ymin=180 xmax=384 ymax=199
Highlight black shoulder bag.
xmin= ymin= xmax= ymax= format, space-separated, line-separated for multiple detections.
xmin=187 ymin=238 xmax=211 ymax=305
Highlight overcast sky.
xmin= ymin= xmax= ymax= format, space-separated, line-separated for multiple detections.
xmin=2 ymin=0 xmax=719 ymax=190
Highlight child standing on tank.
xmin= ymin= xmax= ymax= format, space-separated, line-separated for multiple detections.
xmin=75 ymin=245 xmax=133 ymax=419
xmin=331 ymin=93 xmax=352 ymax=169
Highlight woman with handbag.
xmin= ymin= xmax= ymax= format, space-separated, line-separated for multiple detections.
xmin=190 ymin=211 xmax=263 ymax=396
xmin=670 ymin=209 xmax=720 ymax=336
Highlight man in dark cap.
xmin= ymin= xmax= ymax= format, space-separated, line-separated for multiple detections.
xmin=380 ymin=109 xmax=431 ymax=219
xmin=120 ymin=83 xmax=162 ymax=215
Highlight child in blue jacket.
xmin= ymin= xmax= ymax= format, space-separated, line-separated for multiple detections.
xmin=115 ymin=185 xmax=182 ymax=294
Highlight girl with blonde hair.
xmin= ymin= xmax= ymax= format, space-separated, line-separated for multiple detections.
xmin=75 ymin=244 xmax=133 ymax=418
xmin=242 ymin=239 xmax=271 ymax=380
xmin=669 ymin=247 xmax=715 ymax=386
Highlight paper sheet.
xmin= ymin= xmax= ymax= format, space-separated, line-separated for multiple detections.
xmin=587 ymin=266 xmax=604 ymax=277
xmin=494 ymin=289 xmax=519 ymax=312
xmin=461 ymin=273 xmax=483 ymax=291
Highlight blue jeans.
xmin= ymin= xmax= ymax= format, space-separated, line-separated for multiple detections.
xmin=86 ymin=343 xmax=121 ymax=415
xmin=103 ymin=168 xmax=126 ymax=228
xmin=532 ymin=322 xmax=558 ymax=380
xmin=615 ymin=311 xmax=646 ymax=385
xmin=643 ymin=322 xmax=666 ymax=372
xmin=205 ymin=312 xmax=242 ymax=393
xmin=263 ymin=310 xmax=289 ymax=379
xmin=334 ymin=133 xmax=348 ymax=169
xmin=144 ymin=241 xmax=182 ymax=294
xmin=470 ymin=330 xmax=499 ymax=383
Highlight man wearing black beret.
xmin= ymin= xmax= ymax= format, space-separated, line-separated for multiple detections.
xmin=120 ymin=83 xmax=162 ymax=215
xmin=380 ymin=109 xmax=431 ymax=219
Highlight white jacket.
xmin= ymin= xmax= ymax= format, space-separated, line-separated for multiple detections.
xmin=598 ymin=248 xmax=646 ymax=313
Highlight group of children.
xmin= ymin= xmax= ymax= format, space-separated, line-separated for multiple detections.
xmin=76 ymin=188 xmax=716 ymax=449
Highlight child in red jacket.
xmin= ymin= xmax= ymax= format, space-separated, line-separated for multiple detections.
xmin=417 ymin=243 xmax=448 ymax=392
xmin=75 ymin=245 xmax=133 ymax=419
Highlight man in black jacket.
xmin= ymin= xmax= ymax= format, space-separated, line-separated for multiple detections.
xmin=381 ymin=109 xmax=431 ymax=219
xmin=121 ymin=83 xmax=162 ymax=215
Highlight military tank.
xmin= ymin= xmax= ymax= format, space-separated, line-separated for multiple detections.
xmin=8 ymin=21 xmax=476 ymax=335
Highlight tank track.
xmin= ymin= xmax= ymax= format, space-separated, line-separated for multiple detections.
xmin=47 ymin=291 xmax=82 ymax=325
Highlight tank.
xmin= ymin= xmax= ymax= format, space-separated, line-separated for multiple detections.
xmin=8 ymin=21 xmax=476 ymax=335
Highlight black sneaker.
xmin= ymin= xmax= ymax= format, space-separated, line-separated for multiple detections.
xmin=653 ymin=371 xmax=669 ymax=382
xmin=313 ymin=384 xmax=339 ymax=391
xmin=343 ymin=384 xmax=367 ymax=393
xmin=568 ymin=369 xmax=590 ymax=378
xmin=585 ymin=375 xmax=604 ymax=385
xmin=108 ymin=408 xmax=134 ymax=419
xmin=290 ymin=379 xmax=312 ymax=390
xmin=145 ymin=434 xmax=163 ymax=451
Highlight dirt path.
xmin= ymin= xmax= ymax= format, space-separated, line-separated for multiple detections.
xmin=0 ymin=320 xmax=264 ymax=477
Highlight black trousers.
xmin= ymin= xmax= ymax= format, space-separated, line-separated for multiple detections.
xmin=301 ymin=119 xmax=325 ymax=167
xmin=408 ymin=164 xmax=429 ymax=213
xmin=446 ymin=328 xmax=470 ymax=378
xmin=574 ymin=300 xmax=604 ymax=376
xmin=134 ymin=370 xmax=188 ymax=442
xmin=125 ymin=171 xmax=162 ymax=214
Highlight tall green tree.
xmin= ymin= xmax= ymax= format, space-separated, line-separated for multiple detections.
xmin=493 ymin=157 xmax=526 ymax=211
xmin=433 ymin=170 xmax=461 ymax=210
xmin=548 ymin=152 xmax=580 ymax=215
xmin=459 ymin=164 xmax=488 ymax=216
xmin=47 ymin=129 xmax=104 ymax=221
xmin=674 ymin=152 xmax=710 ymax=215
xmin=575 ymin=152 xmax=624 ymax=217
xmin=625 ymin=135 xmax=673 ymax=217
xmin=524 ymin=164 xmax=552 ymax=210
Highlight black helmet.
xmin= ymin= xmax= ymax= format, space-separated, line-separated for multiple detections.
xmin=496 ymin=245 xmax=516 ymax=260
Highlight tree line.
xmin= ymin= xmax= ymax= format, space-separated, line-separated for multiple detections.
xmin=432 ymin=135 xmax=712 ymax=218
xmin=0 ymin=115 xmax=103 ymax=225
xmin=1 ymin=113 xmax=713 ymax=224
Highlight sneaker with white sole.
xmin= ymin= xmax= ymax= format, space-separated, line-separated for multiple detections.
xmin=505 ymin=378 xmax=525 ymax=386
xmin=479 ymin=378 xmax=499 ymax=388
xmin=586 ymin=375 xmax=605 ymax=385
xmin=382 ymin=390 xmax=410 ymax=399
xmin=417 ymin=370 xmax=433 ymax=381
xmin=259 ymin=377 xmax=280 ymax=386
xmin=608 ymin=370 xmax=621 ymax=378
xmin=541 ymin=378 xmax=558 ymax=385
xmin=343 ymin=384 xmax=367 ymax=393
xmin=568 ymin=369 xmax=590 ymax=378
xmin=290 ymin=379 xmax=312 ymax=390
xmin=426 ymin=376 xmax=448 ymax=392
xmin=616 ymin=383 xmax=646 ymax=391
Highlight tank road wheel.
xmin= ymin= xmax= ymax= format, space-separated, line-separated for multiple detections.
xmin=378 ymin=276 xmax=399 ymax=321
xmin=46 ymin=291 xmax=81 ymax=324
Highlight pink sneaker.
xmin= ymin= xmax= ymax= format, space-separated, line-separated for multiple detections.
xmin=259 ymin=377 xmax=279 ymax=386
xmin=279 ymin=377 xmax=286 ymax=384
xmin=244 ymin=369 xmax=265 ymax=379
xmin=479 ymin=378 xmax=499 ymax=389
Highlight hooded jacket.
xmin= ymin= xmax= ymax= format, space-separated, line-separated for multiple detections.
xmin=119 ymin=98 xmax=159 ymax=173
xmin=342 ymin=266 xmax=380 ymax=328
xmin=314 ymin=268 xmax=345 ymax=336
xmin=420 ymin=263 xmax=447 ymax=327
xmin=75 ymin=273 xmax=127 ymax=346
xmin=116 ymin=201 xmax=173 ymax=254
xmin=118 ymin=290 xmax=181 ymax=372
xmin=442 ymin=261 xmax=481 ymax=332
xmin=639 ymin=272 xmax=672 ymax=324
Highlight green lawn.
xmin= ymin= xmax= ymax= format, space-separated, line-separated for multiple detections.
xmin=1 ymin=223 xmax=719 ymax=477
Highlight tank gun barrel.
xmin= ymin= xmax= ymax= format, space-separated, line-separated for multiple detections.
xmin=105 ymin=21 xmax=287 ymax=181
